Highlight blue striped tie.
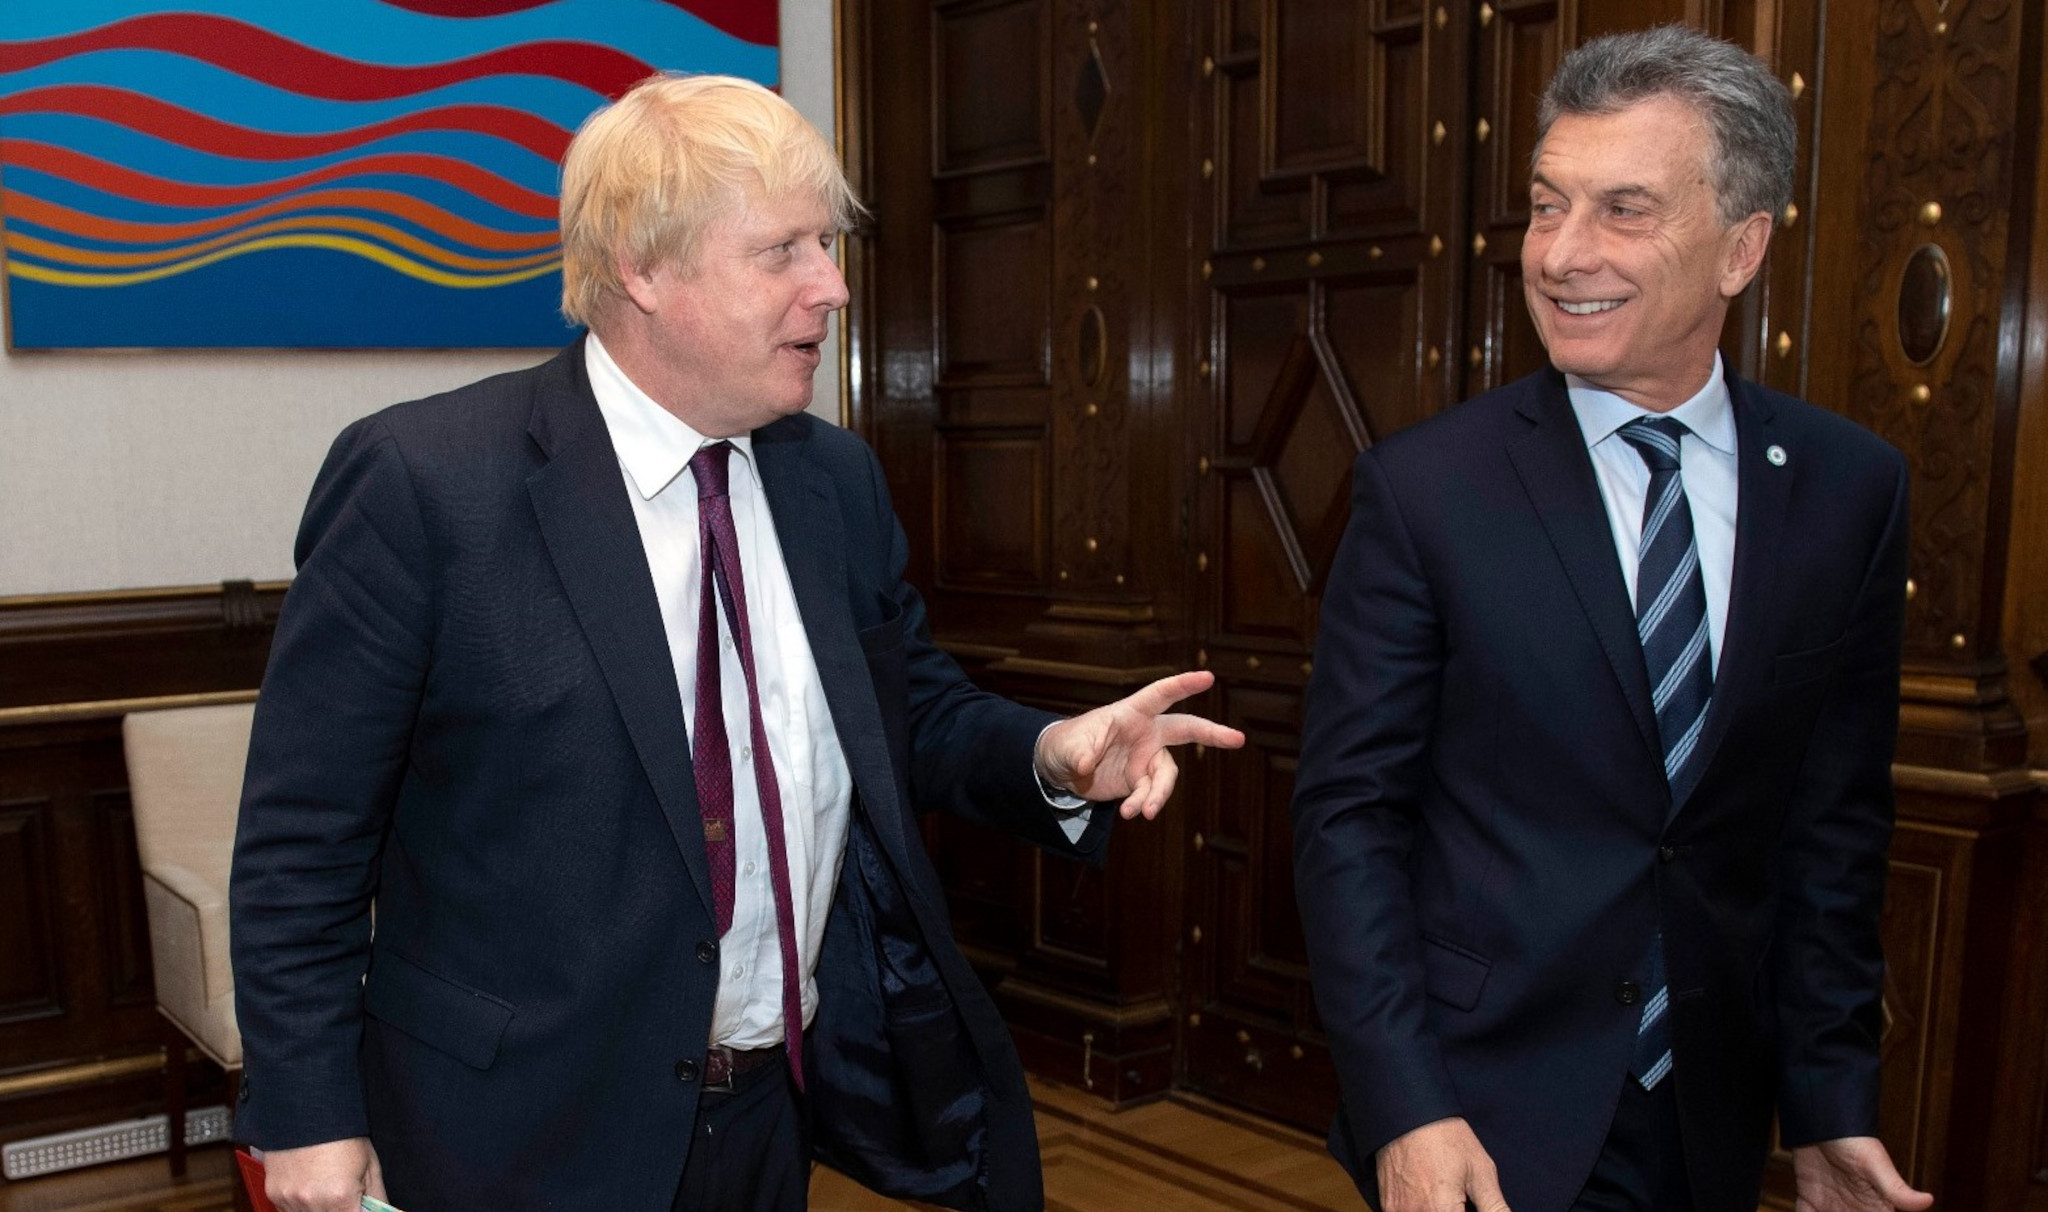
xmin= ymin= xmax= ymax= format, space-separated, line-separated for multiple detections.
xmin=1617 ymin=416 xmax=1712 ymax=1092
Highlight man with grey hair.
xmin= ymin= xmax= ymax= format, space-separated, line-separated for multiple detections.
xmin=1294 ymin=26 xmax=1932 ymax=1212
xmin=231 ymin=73 xmax=1241 ymax=1212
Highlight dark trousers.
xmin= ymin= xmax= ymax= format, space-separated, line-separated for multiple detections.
xmin=1570 ymin=1076 xmax=1694 ymax=1212
xmin=672 ymin=1061 xmax=809 ymax=1212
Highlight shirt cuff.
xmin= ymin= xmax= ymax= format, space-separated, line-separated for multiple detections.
xmin=1034 ymin=723 xmax=1094 ymax=844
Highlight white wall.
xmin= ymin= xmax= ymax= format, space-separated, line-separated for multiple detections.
xmin=0 ymin=0 xmax=839 ymax=598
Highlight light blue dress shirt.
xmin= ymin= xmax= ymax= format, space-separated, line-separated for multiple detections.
xmin=1566 ymin=353 xmax=1738 ymax=675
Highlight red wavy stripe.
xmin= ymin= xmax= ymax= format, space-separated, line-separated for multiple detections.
xmin=0 ymin=13 xmax=653 ymax=102
xmin=373 ymin=0 xmax=559 ymax=15
xmin=3 ymin=139 xmax=557 ymax=219
xmin=370 ymin=0 xmax=776 ymax=47
xmin=5 ymin=186 xmax=556 ymax=254
xmin=3 ymin=85 xmax=572 ymax=163
xmin=665 ymin=0 xmax=776 ymax=48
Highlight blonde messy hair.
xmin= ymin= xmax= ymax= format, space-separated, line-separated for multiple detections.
xmin=558 ymin=73 xmax=862 ymax=327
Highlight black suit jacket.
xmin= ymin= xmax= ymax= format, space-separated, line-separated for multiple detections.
xmin=1291 ymin=366 xmax=1908 ymax=1212
xmin=229 ymin=341 xmax=1106 ymax=1211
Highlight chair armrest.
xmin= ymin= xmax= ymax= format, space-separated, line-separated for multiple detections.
xmin=143 ymin=863 xmax=232 ymax=1007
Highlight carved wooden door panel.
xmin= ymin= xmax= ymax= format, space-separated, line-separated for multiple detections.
xmin=1180 ymin=0 xmax=1472 ymax=1130
xmin=1461 ymin=0 xmax=1563 ymax=393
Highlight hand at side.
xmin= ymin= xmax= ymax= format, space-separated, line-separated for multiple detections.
xmin=1792 ymin=1137 xmax=1933 ymax=1212
xmin=264 ymin=1137 xmax=386 ymax=1212
xmin=1376 ymin=1117 xmax=1512 ymax=1212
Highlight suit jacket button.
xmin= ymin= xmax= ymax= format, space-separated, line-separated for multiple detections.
xmin=675 ymin=1059 xmax=700 ymax=1083
xmin=1616 ymin=980 xmax=1641 ymax=1006
xmin=1659 ymin=845 xmax=1678 ymax=863
xmin=696 ymin=940 xmax=718 ymax=964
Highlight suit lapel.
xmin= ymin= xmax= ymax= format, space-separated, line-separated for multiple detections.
xmin=524 ymin=346 xmax=715 ymax=914
xmin=1672 ymin=372 xmax=1786 ymax=813
xmin=1504 ymin=374 xmax=1664 ymax=767
xmin=753 ymin=423 xmax=912 ymax=859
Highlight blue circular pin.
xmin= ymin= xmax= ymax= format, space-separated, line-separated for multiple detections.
xmin=1766 ymin=444 xmax=1788 ymax=466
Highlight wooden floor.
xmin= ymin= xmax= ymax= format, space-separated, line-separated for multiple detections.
xmin=0 ymin=1080 xmax=1367 ymax=1212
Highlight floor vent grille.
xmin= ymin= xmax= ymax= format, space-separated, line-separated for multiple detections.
xmin=3 ymin=1105 xmax=231 ymax=1180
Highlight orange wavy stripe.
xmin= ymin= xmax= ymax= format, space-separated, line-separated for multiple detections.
xmin=3 ymin=186 xmax=556 ymax=255
xmin=8 ymin=213 xmax=559 ymax=274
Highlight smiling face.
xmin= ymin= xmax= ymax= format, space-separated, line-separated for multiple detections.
xmin=1522 ymin=94 xmax=1773 ymax=411
xmin=611 ymin=187 xmax=849 ymax=437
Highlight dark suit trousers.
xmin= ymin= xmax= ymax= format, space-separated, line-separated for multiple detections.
xmin=1570 ymin=1076 xmax=1694 ymax=1212
xmin=673 ymin=1062 xmax=809 ymax=1212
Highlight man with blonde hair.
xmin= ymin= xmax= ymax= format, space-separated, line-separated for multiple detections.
xmin=231 ymin=74 xmax=1240 ymax=1212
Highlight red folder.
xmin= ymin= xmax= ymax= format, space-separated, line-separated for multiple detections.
xmin=234 ymin=1149 xmax=281 ymax=1212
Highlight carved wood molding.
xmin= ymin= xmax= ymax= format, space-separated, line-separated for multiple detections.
xmin=0 ymin=581 xmax=284 ymax=640
xmin=1849 ymin=0 xmax=2021 ymax=667
xmin=0 ymin=581 xmax=284 ymax=713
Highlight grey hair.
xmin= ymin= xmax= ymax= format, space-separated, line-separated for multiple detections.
xmin=1536 ymin=25 xmax=1794 ymax=225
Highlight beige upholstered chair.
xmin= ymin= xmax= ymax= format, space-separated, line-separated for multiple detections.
xmin=123 ymin=700 xmax=253 ymax=1179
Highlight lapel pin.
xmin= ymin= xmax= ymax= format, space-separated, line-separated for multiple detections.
xmin=1765 ymin=444 xmax=1788 ymax=467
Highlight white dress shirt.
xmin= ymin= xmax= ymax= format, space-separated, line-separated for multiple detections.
xmin=1566 ymin=353 xmax=1738 ymax=675
xmin=587 ymin=334 xmax=853 ymax=1050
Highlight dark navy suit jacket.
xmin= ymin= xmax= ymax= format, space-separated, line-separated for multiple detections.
xmin=230 ymin=341 xmax=1106 ymax=1211
xmin=1292 ymin=366 xmax=1908 ymax=1212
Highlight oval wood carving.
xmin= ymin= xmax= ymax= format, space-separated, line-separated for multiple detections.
xmin=1897 ymin=243 xmax=1952 ymax=366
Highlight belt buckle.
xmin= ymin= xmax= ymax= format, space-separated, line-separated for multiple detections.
xmin=703 ymin=1045 xmax=737 ymax=1093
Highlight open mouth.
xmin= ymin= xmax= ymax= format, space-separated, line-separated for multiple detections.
xmin=1553 ymin=298 xmax=1625 ymax=316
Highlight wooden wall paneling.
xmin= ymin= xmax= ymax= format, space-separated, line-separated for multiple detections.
xmin=1181 ymin=0 xmax=1467 ymax=1127
xmin=928 ymin=0 xmax=1055 ymax=618
xmin=851 ymin=0 xmax=1202 ymax=1105
xmin=849 ymin=0 xmax=2048 ymax=1184
xmin=0 ymin=798 xmax=62 ymax=1023
xmin=1839 ymin=0 xmax=2030 ymax=718
xmin=1991 ymin=13 xmax=2048 ymax=1212
xmin=1758 ymin=783 xmax=2030 ymax=1210
xmin=1797 ymin=4 xmax=2045 ymax=1205
xmin=2028 ymin=807 xmax=2048 ymax=1212
xmin=854 ymin=0 xmax=943 ymax=609
xmin=985 ymin=0 xmax=1203 ymax=1104
xmin=0 ymin=586 xmax=275 ymax=1146
xmin=1463 ymin=0 xmax=1561 ymax=394
xmin=1714 ymin=0 xmax=1823 ymax=392
xmin=0 ymin=583 xmax=280 ymax=712
xmin=920 ymin=0 xmax=1067 ymax=1031
xmin=1571 ymin=0 xmax=1707 ymax=39
xmin=1990 ymin=806 xmax=2048 ymax=1212
xmin=1 ymin=719 xmax=170 ymax=1144
xmin=95 ymin=793 xmax=157 ymax=1012
xmin=2008 ymin=0 xmax=2048 ymax=774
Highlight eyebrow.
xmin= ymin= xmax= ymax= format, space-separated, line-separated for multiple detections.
xmin=1529 ymin=174 xmax=1664 ymax=208
xmin=1598 ymin=184 xmax=1662 ymax=206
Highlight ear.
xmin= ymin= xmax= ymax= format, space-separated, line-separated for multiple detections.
xmin=1719 ymin=211 xmax=1774 ymax=298
xmin=617 ymin=249 xmax=662 ymax=315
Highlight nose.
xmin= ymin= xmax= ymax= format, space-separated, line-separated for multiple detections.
xmin=1536 ymin=209 xmax=1601 ymax=281
xmin=807 ymin=243 xmax=851 ymax=311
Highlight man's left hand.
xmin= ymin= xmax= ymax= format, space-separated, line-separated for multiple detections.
xmin=1791 ymin=1137 xmax=1933 ymax=1212
xmin=1035 ymin=670 xmax=1246 ymax=819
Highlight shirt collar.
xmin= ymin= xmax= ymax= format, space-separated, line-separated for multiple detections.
xmin=584 ymin=332 xmax=756 ymax=502
xmin=1565 ymin=352 xmax=1736 ymax=456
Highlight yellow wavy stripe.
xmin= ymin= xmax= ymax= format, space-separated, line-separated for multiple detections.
xmin=8 ymin=233 xmax=561 ymax=289
xmin=7 ymin=214 xmax=560 ymax=275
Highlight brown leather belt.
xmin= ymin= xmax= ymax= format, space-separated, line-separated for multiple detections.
xmin=703 ymin=1043 xmax=785 ymax=1093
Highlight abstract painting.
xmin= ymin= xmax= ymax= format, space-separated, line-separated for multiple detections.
xmin=0 ymin=1 xmax=776 ymax=349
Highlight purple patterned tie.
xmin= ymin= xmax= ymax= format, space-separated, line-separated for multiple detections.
xmin=689 ymin=441 xmax=805 ymax=1090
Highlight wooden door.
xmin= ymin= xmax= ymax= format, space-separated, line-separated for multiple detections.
xmin=1179 ymin=0 xmax=1471 ymax=1130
